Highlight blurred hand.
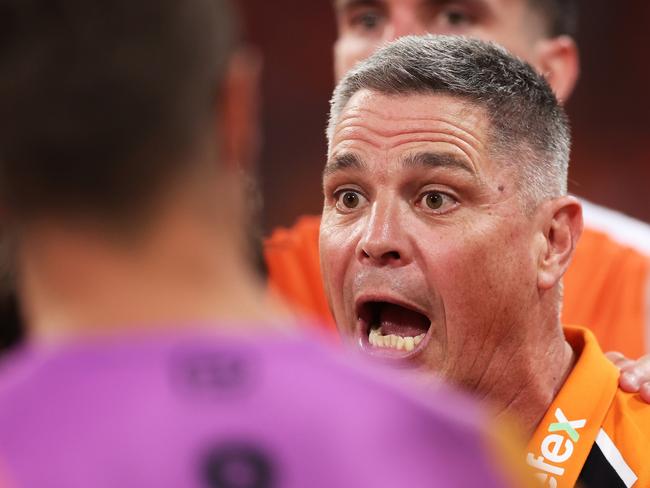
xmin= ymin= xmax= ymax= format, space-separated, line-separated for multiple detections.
xmin=606 ymin=351 xmax=650 ymax=403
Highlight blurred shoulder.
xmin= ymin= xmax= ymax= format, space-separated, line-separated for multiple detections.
xmin=581 ymin=199 xmax=650 ymax=257
xmin=264 ymin=215 xmax=321 ymax=250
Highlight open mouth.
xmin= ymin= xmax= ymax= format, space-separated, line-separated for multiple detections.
xmin=357 ymin=300 xmax=431 ymax=355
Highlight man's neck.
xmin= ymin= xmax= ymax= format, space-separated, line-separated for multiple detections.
xmin=477 ymin=318 xmax=575 ymax=438
xmin=17 ymin=215 xmax=288 ymax=342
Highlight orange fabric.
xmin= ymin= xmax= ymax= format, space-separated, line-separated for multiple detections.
xmin=563 ymin=228 xmax=649 ymax=358
xmin=264 ymin=216 xmax=337 ymax=333
xmin=264 ymin=215 xmax=650 ymax=356
xmin=526 ymin=327 xmax=650 ymax=487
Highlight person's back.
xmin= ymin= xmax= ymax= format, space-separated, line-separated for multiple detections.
xmin=0 ymin=1 xmax=521 ymax=486
xmin=0 ymin=329 xmax=515 ymax=488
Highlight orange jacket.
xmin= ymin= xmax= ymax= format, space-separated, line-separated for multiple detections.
xmin=526 ymin=327 xmax=650 ymax=487
xmin=265 ymin=214 xmax=650 ymax=356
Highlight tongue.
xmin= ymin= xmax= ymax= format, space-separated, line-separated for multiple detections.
xmin=378 ymin=303 xmax=430 ymax=337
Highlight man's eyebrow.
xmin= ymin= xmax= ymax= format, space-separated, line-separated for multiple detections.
xmin=334 ymin=0 xmax=383 ymax=12
xmin=335 ymin=0 xmax=485 ymax=14
xmin=323 ymin=153 xmax=367 ymax=177
xmin=402 ymin=152 xmax=476 ymax=175
xmin=424 ymin=0 xmax=488 ymax=10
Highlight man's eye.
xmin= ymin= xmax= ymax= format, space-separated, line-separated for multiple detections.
xmin=418 ymin=191 xmax=458 ymax=213
xmin=350 ymin=10 xmax=382 ymax=30
xmin=440 ymin=8 xmax=472 ymax=27
xmin=335 ymin=190 xmax=368 ymax=211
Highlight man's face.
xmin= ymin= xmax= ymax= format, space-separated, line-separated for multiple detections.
xmin=333 ymin=0 xmax=546 ymax=80
xmin=320 ymin=90 xmax=541 ymax=388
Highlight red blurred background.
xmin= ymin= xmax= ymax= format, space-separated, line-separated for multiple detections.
xmin=240 ymin=0 xmax=650 ymax=233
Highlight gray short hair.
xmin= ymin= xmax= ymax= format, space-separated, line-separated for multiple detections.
xmin=327 ymin=35 xmax=571 ymax=206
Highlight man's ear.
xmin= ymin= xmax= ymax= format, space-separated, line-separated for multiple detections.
xmin=218 ymin=47 xmax=263 ymax=171
xmin=538 ymin=196 xmax=583 ymax=290
xmin=533 ymin=35 xmax=580 ymax=104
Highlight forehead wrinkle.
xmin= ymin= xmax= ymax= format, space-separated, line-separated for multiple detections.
xmin=335 ymin=104 xmax=485 ymax=148
xmin=332 ymin=121 xmax=485 ymax=174
xmin=381 ymin=132 xmax=483 ymax=174
xmin=401 ymin=151 xmax=478 ymax=177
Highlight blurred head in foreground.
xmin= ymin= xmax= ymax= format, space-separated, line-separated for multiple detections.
xmin=0 ymin=0 xmax=267 ymax=339
xmin=321 ymin=35 xmax=582 ymax=433
xmin=0 ymin=2 xmax=522 ymax=487
xmin=333 ymin=0 xmax=579 ymax=102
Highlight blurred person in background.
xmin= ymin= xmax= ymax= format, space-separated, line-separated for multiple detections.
xmin=0 ymin=1 xmax=522 ymax=487
xmin=264 ymin=0 xmax=650 ymax=396
xmin=321 ymin=35 xmax=650 ymax=486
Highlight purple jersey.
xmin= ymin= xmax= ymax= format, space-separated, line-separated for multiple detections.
xmin=0 ymin=327 xmax=512 ymax=487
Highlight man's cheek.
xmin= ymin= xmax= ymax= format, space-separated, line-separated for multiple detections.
xmin=320 ymin=231 xmax=352 ymax=306
xmin=430 ymin=242 xmax=503 ymax=296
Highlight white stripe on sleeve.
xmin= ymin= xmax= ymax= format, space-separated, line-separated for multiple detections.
xmin=595 ymin=428 xmax=638 ymax=487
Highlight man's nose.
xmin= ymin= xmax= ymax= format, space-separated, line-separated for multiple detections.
xmin=357 ymin=201 xmax=411 ymax=267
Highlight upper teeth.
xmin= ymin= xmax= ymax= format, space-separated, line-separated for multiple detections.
xmin=368 ymin=328 xmax=425 ymax=352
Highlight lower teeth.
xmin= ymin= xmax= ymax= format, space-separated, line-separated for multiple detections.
xmin=368 ymin=328 xmax=426 ymax=351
